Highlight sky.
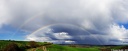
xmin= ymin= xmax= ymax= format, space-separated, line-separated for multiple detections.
xmin=0 ymin=0 xmax=128 ymax=45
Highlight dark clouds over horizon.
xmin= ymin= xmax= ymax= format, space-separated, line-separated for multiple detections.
xmin=0 ymin=0 xmax=128 ymax=45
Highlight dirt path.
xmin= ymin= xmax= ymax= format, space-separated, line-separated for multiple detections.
xmin=27 ymin=46 xmax=48 ymax=51
xmin=38 ymin=46 xmax=47 ymax=51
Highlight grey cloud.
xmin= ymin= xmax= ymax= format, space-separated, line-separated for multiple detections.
xmin=0 ymin=0 xmax=128 ymax=44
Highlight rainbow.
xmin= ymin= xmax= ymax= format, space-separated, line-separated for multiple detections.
xmin=27 ymin=24 xmax=103 ymax=45
xmin=10 ymin=12 xmax=44 ymax=39
xmin=29 ymin=24 xmax=54 ymax=35
xmin=10 ymin=11 xmax=103 ymax=44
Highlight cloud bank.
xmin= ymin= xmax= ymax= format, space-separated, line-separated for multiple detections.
xmin=0 ymin=0 xmax=128 ymax=45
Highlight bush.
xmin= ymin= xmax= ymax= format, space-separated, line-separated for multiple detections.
xmin=18 ymin=44 xmax=27 ymax=51
xmin=3 ymin=42 xmax=21 ymax=51
xmin=28 ymin=41 xmax=39 ymax=48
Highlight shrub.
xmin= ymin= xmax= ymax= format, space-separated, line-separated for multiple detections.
xmin=18 ymin=44 xmax=27 ymax=51
xmin=43 ymin=42 xmax=53 ymax=46
xmin=3 ymin=42 xmax=20 ymax=51
xmin=28 ymin=41 xmax=39 ymax=48
xmin=69 ymin=44 xmax=77 ymax=47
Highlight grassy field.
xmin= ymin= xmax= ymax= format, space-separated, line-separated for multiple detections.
xmin=32 ymin=44 xmax=100 ymax=51
xmin=0 ymin=40 xmax=127 ymax=51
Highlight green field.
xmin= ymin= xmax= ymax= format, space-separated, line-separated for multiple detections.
xmin=0 ymin=40 xmax=127 ymax=51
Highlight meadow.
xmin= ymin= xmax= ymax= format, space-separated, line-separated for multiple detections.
xmin=0 ymin=40 xmax=127 ymax=51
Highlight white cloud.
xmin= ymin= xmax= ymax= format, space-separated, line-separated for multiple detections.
xmin=109 ymin=24 xmax=128 ymax=39
xmin=53 ymin=32 xmax=72 ymax=39
xmin=107 ymin=24 xmax=128 ymax=44
xmin=64 ymin=40 xmax=75 ymax=44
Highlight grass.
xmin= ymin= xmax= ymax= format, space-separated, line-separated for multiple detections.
xmin=1 ymin=40 xmax=128 ymax=51
xmin=24 ymin=42 xmax=101 ymax=51
xmin=47 ymin=44 xmax=100 ymax=51
xmin=32 ymin=44 xmax=100 ymax=51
